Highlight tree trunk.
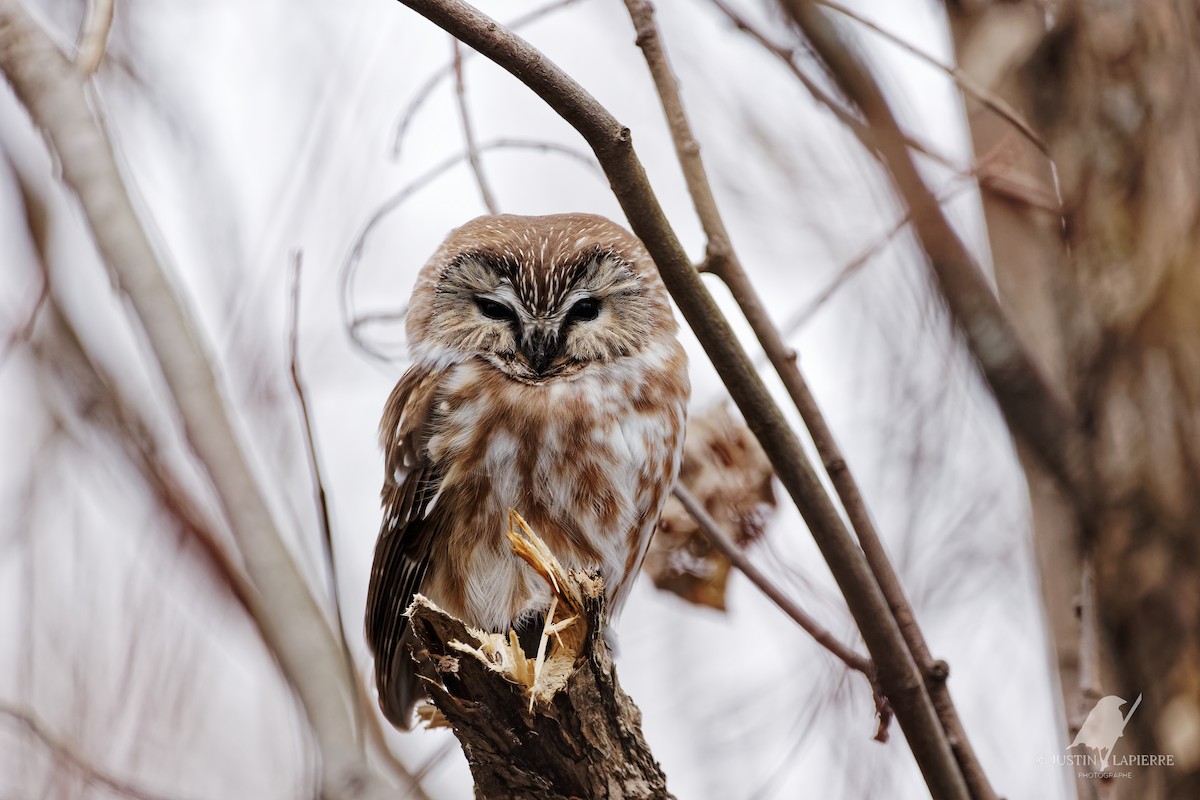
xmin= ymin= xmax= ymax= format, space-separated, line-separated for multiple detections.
xmin=407 ymin=571 xmax=673 ymax=799
xmin=948 ymin=2 xmax=1200 ymax=797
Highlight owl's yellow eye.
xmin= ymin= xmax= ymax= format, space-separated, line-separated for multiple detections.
xmin=565 ymin=297 xmax=600 ymax=323
xmin=476 ymin=297 xmax=517 ymax=322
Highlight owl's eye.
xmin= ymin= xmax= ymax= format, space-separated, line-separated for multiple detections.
xmin=475 ymin=297 xmax=517 ymax=322
xmin=565 ymin=297 xmax=601 ymax=323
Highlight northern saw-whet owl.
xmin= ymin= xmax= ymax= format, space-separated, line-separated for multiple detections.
xmin=365 ymin=213 xmax=690 ymax=728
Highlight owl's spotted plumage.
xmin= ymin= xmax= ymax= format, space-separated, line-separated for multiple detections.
xmin=365 ymin=214 xmax=690 ymax=728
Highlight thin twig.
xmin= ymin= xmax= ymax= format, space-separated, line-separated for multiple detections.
xmin=451 ymin=39 xmax=499 ymax=214
xmin=778 ymin=0 xmax=1094 ymax=520
xmin=287 ymin=254 xmax=433 ymax=799
xmin=626 ymin=4 xmax=987 ymax=795
xmin=673 ymin=485 xmax=871 ymax=675
xmin=341 ymin=138 xmax=601 ymax=364
xmin=779 ymin=3 xmax=1086 ymax=797
xmin=390 ymin=0 xmax=584 ymax=158
xmin=285 ymin=256 xmax=434 ymax=798
xmin=289 ymin=253 xmax=337 ymax=602
xmin=288 ymin=252 xmax=363 ymax=732
xmin=780 ymin=180 xmax=974 ymax=335
xmin=704 ymin=0 xmax=960 ymax=173
xmin=74 ymin=0 xmax=114 ymax=75
xmin=815 ymin=0 xmax=1048 ymax=156
xmin=391 ymin=3 xmax=969 ymax=797
xmin=0 ymin=703 xmax=172 ymax=800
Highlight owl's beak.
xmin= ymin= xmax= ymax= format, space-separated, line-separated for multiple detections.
xmin=524 ymin=327 xmax=562 ymax=375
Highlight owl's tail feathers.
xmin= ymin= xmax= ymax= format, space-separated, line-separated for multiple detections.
xmin=376 ymin=626 xmax=425 ymax=731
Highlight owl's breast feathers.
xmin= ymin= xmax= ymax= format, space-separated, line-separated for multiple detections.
xmin=368 ymin=341 xmax=686 ymax=653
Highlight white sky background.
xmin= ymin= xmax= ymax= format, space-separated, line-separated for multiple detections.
xmin=0 ymin=0 xmax=1074 ymax=797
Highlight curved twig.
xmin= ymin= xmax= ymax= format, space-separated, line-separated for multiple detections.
xmin=815 ymin=0 xmax=1048 ymax=156
xmin=389 ymin=0 xmax=585 ymax=159
xmin=451 ymin=38 xmax=499 ymax=213
xmin=340 ymin=138 xmax=601 ymax=363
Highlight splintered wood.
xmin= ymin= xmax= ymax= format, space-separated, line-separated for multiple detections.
xmin=406 ymin=510 xmax=673 ymax=798
xmin=414 ymin=509 xmax=590 ymax=723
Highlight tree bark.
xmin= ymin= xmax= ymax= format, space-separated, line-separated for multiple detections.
xmin=407 ymin=572 xmax=673 ymax=799
xmin=948 ymin=2 xmax=1200 ymax=797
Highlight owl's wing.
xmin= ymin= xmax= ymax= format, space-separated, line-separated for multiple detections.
xmin=365 ymin=364 xmax=447 ymax=728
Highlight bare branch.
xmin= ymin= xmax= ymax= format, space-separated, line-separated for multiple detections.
xmin=778 ymin=0 xmax=1095 ymax=517
xmin=0 ymin=703 xmax=173 ymax=800
xmin=75 ymin=0 xmax=114 ymax=75
xmin=289 ymin=252 xmax=339 ymax=608
xmin=673 ymin=485 xmax=871 ymax=675
xmin=625 ymin=3 xmax=992 ymax=794
xmin=390 ymin=2 xmax=968 ymax=797
xmin=286 ymin=253 xmax=432 ymax=798
xmin=815 ymin=0 xmax=1047 ymax=155
xmin=705 ymin=0 xmax=961 ymax=173
xmin=779 ymin=180 xmax=973 ymax=336
xmin=389 ymin=0 xmax=584 ymax=159
xmin=0 ymin=5 xmax=390 ymax=796
xmin=341 ymin=137 xmax=601 ymax=364
xmin=451 ymin=38 xmax=499 ymax=214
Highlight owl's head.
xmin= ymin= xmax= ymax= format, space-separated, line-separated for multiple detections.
xmin=406 ymin=214 xmax=678 ymax=381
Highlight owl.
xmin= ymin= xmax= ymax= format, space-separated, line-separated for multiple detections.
xmin=365 ymin=213 xmax=690 ymax=728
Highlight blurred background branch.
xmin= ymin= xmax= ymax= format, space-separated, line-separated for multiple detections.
xmin=0 ymin=2 xmax=394 ymax=797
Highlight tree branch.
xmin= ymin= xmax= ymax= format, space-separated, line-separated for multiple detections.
xmin=0 ymin=4 xmax=389 ymax=796
xmin=451 ymin=38 xmax=499 ymax=214
xmin=408 ymin=517 xmax=673 ymax=799
xmin=704 ymin=0 xmax=960 ymax=173
xmin=778 ymin=0 xmax=1095 ymax=517
xmin=673 ymin=485 xmax=871 ymax=675
xmin=625 ymin=2 xmax=992 ymax=794
xmin=287 ymin=253 xmax=433 ymax=800
xmin=815 ymin=0 xmax=1047 ymax=155
xmin=288 ymin=252 xmax=342 ymax=620
xmin=389 ymin=1 xmax=968 ymax=797
xmin=623 ymin=0 xmax=874 ymax=681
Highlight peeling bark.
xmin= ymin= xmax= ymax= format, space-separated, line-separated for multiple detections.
xmin=407 ymin=575 xmax=673 ymax=800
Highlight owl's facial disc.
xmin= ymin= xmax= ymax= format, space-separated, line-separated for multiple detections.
xmin=477 ymin=295 xmax=599 ymax=379
xmin=421 ymin=246 xmax=663 ymax=382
